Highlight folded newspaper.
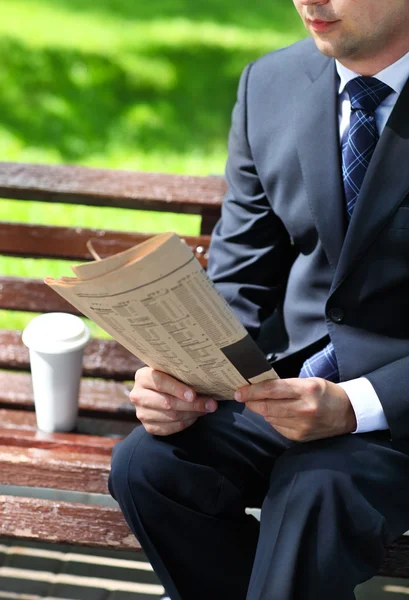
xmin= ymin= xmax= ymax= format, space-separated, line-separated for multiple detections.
xmin=45 ymin=233 xmax=278 ymax=400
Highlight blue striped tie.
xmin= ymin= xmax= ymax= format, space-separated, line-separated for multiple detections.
xmin=299 ymin=77 xmax=393 ymax=382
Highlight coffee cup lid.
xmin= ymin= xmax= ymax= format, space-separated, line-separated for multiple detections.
xmin=22 ymin=312 xmax=90 ymax=354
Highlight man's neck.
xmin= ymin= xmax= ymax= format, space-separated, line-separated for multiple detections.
xmin=338 ymin=42 xmax=409 ymax=76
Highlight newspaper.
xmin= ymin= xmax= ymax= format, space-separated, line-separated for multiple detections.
xmin=45 ymin=233 xmax=278 ymax=400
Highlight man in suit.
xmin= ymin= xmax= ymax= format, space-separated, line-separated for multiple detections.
xmin=108 ymin=0 xmax=409 ymax=598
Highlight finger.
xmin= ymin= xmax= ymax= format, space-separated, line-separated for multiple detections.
xmin=245 ymin=398 xmax=298 ymax=419
xmin=136 ymin=407 xmax=207 ymax=423
xmin=235 ymin=378 xmax=309 ymax=403
xmin=169 ymin=395 xmax=218 ymax=413
xmin=135 ymin=367 xmax=195 ymax=403
xmin=131 ymin=389 xmax=218 ymax=414
xmin=243 ymin=403 xmax=304 ymax=439
xmin=130 ymin=388 xmax=179 ymax=410
xmin=144 ymin=417 xmax=198 ymax=437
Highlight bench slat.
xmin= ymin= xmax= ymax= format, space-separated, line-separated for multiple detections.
xmin=0 ymin=444 xmax=111 ymax=493
xmin=0 ymin=427 xmax=119 ymax=454
xmin=0 ymin=330 xmax=143 ymax=380
xmin=380 ymin=536 xmax=409 ymax=578
xmin=0 ymin=162 xmax=224 ymax=214
xmin=0 ymin=409 xmax=136 ymax=448
xmin=0 ymin=496 xmax=139 ymax=550
xmin=0 ymin=277 xmax=82 ymax=314
xmin=0 ymin=222 xmax=210 ymax=268
xmin=0 ymin=491 xmax=406 ymax=566
xmin=0 ymin=492 xmax=406 ymax=567
xmin=0 ymin=426 xmax=127 ymax=454
xmin=0 ymin=371 xmax=134 ymax=418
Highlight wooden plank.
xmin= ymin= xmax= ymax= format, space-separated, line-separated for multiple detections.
xmin=0 ymin=330 xmax=143 ymax=380
xmin=0 ymin=495 xmax=406 ymax=565
xmin=0 ymin=496 xmax=140 ymax=550
xmin=0 ymin=371 xmax=135 ymax=418
xmin=0 ymin=444 xmax=112 ymax=493
xmin=0 ymin=162 xmax=225 ymax=214
xmin=0 ymin=425 xmax=129 ymax=452
xmin=0 ymin=277 xmax=77 ymax=314
xmin=0 ymin=493 xmax=406 ymax=565
xmin=379 ymin=536 xmax=409 ymax=578
xmin=0 ymin=409 xmax=137 ymax=447
xmin=0 ymin=222 xmax=210 ymax=268
xmin=0 ymin=426 xmax=121 ymax=453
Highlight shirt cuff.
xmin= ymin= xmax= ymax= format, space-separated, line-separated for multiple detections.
xmin=337 ymin=377 xmax=389 ymax=434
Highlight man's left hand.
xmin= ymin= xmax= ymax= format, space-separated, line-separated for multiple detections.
xmin=234 ymin=378 xmax=357 ymax=442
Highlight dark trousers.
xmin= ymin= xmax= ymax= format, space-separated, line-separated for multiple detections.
xmin=109 ymin=400 xmax=409 ymax=600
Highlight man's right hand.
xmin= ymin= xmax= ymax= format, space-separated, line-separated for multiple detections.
xmin=130 ymin=367 xmax=218 ymax=436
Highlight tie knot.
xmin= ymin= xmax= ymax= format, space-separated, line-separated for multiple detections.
xmin=346 ymin=76 xmax=393 ymax=112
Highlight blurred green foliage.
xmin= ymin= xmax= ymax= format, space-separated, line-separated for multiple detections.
xmin=0 ymin=0 xmax=305 ymax=171
xmin=0 ymin=0 xmax=305 ymax=331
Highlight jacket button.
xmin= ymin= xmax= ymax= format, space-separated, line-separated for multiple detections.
xmin=328 ymin=308 xmax=344 ymax=323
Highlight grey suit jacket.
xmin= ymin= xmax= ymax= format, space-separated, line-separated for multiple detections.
xmin=207 ymin=37 xmax=409 ymax=439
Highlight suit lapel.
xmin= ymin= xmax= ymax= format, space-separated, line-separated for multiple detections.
xmin=294 ymin=57 xmax=346 ymax=272
xmin=331 ymin=75 xmax=409 ymax=292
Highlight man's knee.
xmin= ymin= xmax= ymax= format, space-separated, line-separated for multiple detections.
xmin=270 ymin=439 xmax=350 ymax=505
xmin=109 ymin=426 xmax=194 ymax=502
xmin=108 ymin=425 xmax=154 ymax=505
xmin=109 ymin=426 xmax=187 ymax=504
xmin=109 ymin=424 xmax=227 ymax=516
xmin=273 ymin=435 xmax=355 ymax=481
xmin=270 ymin=436 xmax=387 ymax=536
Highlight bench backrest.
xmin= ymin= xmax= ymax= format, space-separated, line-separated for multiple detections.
xmin=0 ymin=161 xmax=226 ymax=376
xmin=0 ymin=163 xmax=226 ymax=451
xmin=0 ymin=162 xmax=226 ymax=549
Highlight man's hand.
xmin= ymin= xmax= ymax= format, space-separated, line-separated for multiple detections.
xmin=130 ymin=367 xmax=218 ymax=436
xmin=234 ymin=378 xmax=357 ymax=442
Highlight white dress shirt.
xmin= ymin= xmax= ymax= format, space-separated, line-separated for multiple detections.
xmin=334 ymin=51 xmax=409 ymax=433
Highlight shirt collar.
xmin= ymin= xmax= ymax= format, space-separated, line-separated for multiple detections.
xmin=336 ymin=50 xmax=409 ymax=96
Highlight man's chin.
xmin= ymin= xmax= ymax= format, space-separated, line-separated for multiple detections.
xmin=310 ymin=36 xmax=340 ymax=58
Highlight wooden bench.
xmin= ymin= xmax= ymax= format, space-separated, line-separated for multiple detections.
xmin=0 ymin=161 xmax=224 ymax=552
xmin=0 ymin=161 xmax=407 ymax=578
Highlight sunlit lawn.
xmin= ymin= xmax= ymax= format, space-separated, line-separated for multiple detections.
xmin=0 ymin=0 xmax=306 ymax=331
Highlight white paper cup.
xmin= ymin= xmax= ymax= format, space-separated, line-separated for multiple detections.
xmin=22 ymin=313 xmax=90 ymax=433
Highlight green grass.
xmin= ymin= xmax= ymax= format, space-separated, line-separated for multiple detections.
xmin=0 ymin=0 xmax=306 ymax=331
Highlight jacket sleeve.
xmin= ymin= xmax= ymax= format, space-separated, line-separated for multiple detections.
xmin=365 ymin=355 xmax=409 ymax=439
xmin=207 ymin=63 xmax=297 ymax=340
